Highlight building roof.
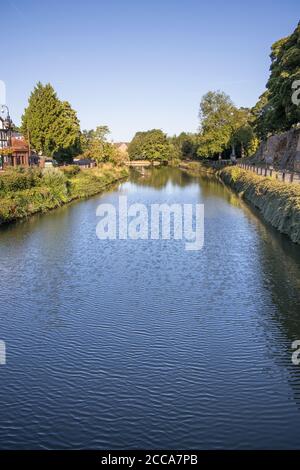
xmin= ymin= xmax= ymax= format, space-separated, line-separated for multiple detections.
xmin=73 ymin=158 xmax=95 ymax=165
xmin=11 ymin=135 xmax=29 ymax=152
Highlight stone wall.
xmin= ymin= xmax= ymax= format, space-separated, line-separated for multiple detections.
xmin=247 ymin=128 xmax=300 ymax=172
xmin=218 ymin=166 xmax=300 ymax=244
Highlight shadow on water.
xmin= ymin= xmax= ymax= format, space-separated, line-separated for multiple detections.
xmin=242 ymin=204 xmax=300 ymax=407
xmin=190 ymin=169 xmax=300 ymax=335
xmin=187 ymin=168 xmax=300 ymax=409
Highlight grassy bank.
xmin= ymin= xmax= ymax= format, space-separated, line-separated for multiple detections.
xmin=179 ymin=161 xmax=216 ymax=176
xmin=218 ymin=166 xmax=300 ymax=244
xmin=0 ymin=164 xmax=129 ymax=225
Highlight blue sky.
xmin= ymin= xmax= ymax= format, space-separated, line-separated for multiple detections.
xmin=2 ymin=0 xmax=299 ymax=141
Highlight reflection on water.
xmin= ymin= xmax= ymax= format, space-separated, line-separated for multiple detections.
xmin=130 ymin=167 xmax=192 ymax=189
xmin=0 ymin=167 xmax=300 ymax=449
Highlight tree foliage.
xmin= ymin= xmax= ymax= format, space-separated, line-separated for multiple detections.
xmin=81 ymin=125 xmax=126 ymax=165
xmin=197 ymin=91 xmax=256 ymax=158
xmin=253 ymin=22 xmax=300 ymax=137
xmin=198 ymin=91 xmax=233 ymax=158
xmin=128 ymin=129 xmax=173 ymax=162
xmin=170 ymin=132 xmax=199 ymax=160
xmin=21 ymin=82 xmax=81 ymax=163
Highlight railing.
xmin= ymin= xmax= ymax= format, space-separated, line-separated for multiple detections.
xmin=238 ymin=163 xmax=300 ymax=185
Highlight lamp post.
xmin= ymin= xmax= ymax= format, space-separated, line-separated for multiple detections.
xmin=1 ymin=105 xmax=13 ymax=132
xmin=0 ymin=105 xmax=13 ymax=169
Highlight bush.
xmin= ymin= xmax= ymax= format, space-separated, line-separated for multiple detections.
xmin=42 ymin=167 xmax=67 ymax=187
xmin=219 ymin=167 xmax=300 ymax=244
xmin=61 ymin=165 xmax=80 ymax=176
xmin=0 ymin=167 xmax=42 ymax=193
xmin=0 ymin=164 xmax=129 ymax=224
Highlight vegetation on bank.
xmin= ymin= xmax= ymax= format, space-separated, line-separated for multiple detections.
xmin=1 ymin=84 xmax=129 ymax=226
xmin=218 ymin=166 xmax=300 ymax=244
xmin=0 ymin=165 xmax=128 ymax=225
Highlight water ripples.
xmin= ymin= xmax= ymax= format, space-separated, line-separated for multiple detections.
xmin=0 ymin=168 xmax=300 ymax=449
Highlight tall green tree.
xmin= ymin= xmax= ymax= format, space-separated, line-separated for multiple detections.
xmin=21 ymin=82 xmax=81 ymax=163
xmin=197 ymin=91 xmax=235 ymax=158
xmin=53 ymin=101 xmax=82 ymax=163
xmin=253 ymin=22 xmax=300 ymax=137
xmin=198 ymin=92 xmax=257 ymax=158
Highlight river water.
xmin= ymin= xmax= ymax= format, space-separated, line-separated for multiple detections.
xmin=0 ymin=167 xmax=300 ymax=449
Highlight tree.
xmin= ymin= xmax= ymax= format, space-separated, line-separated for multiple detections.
xmin=128 ymin=129 xmax=173 ymax=162
xmin=83 ymin=139 xmax=106 ymax=164
xmin=21 ymin=82 xmax=81 ymax=163
xmin=81 ymin=125 xmax=121 ymax=165
xmin=251 ymin=91 xmax=270 ymax=139
xmin=52 ymin=101 xmax=81 ymax=163
xmin=230 ymin=107 xmax=258 ymax=157
xmin=253 ymin=22 xmax=300 ymax=136
xmin=81 ymin=125 xmax=110 ymax=149
xmin=197 ymin=126 xmax=230 ymax=158
xmin=93 ymin=125 xmax=110 ymax=141
xmin=197 ymin=91 xmax=235 ymax=158
xmin=232 ymin=124 xmax=256 ymax=157
xmin=170 ymin=132 xmax=199 ymax=160
xmin=197 ymin=92 xmax=258 ymax=158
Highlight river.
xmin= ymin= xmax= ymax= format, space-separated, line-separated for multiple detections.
xmin=0 ymin=167 xmax=300 ymax=449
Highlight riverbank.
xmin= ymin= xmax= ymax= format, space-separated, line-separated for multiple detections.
xmin=0 ymin=164 xmax=129 ymax=225
xmin=218 ymin=166 xmax=300 ymax=244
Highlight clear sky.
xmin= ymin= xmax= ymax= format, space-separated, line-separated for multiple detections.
xmin=2 ymin=0 xmax=299 ymax=141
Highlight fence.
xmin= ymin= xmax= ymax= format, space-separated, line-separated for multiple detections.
xmin=238 ymin=163 xmax=300 ymax=185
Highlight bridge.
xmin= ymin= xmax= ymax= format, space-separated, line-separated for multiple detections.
xmin=126 ymin=160 xmax=162 ymax=167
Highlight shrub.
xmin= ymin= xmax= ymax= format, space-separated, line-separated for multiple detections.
xmin=61 ymin=165 xmax=80 ymax=177
xmin=0 ymin=164 xmax=129 ymax=224
xmin=42 ymin=167 xmax=67 ymax=187
xmin=219 ymin=167 xmax=300 ymax=244
xmin=0 ymin=167 xmax=42 ymax=193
